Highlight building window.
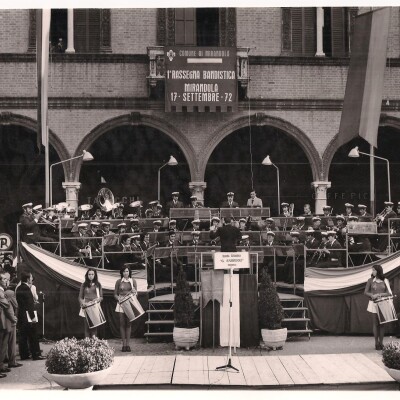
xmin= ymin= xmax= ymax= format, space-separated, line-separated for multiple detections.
xmin=74 ymin=9 xmax=101 ymax=53
xmin=282 ymin=7 xmax=357 ymax=57
xmin=175 ymin=8 xmax=220 ymax=46
xmin=50 ymin=9 xmax=67 ymax=53
xmin=282 ymin=7 xmax=317 ymax=56
xmin=158 ymin=8 xmax=235 ymax=47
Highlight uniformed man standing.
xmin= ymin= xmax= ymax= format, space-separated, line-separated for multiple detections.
xmin=221 ymin=192 xmax=239 ymax=208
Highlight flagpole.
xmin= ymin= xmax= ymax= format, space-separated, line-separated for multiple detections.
xmin=45 ymin=126 xmax=50 ymax=207
xmin=370 ymin=144 xmax=375 ymax=216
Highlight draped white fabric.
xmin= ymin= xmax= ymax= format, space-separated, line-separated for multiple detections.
xmin=21 ymin=242 xmax=147 ymax=293
xmin=304 ymin=251 xmax=400 ymax=292
xmin=219 ymin=274 xmax=240 ymax=347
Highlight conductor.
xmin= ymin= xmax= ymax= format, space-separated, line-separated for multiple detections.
xmin=210 ymin=217 xmax=241 ymax=252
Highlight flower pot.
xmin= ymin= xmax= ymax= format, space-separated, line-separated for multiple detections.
xmin=43 ymin=365 xmax=113 ymax=389
xmin=261 ymin=327 xmax=287 ymax=350
xmin=173 ymin=326 xmax=199 ymax=350
xmin=384 ymin=366 xmax=400 ymax=383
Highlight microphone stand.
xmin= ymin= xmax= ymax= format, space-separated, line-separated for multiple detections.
xmin=216 ymin=267 xmax=239 ymax=372
xmin=40 ymin=292 xmax=52 ymax=343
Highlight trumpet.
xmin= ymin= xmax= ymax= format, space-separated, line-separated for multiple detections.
xmin=33 ymin=210 xmax=58 ymax=229
xmin=375 ymin=208 xmax=389 ymax=227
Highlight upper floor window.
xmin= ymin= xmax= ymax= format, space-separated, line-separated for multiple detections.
xmin=282 ymin=7 xmax=356 ymax=57
xmin=175 ymin=8 xmax=220 ymax=46
xmin=157 ymin=8 xmax=236 ymax=47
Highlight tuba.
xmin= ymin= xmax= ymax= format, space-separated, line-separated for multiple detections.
xmin=96 ymin=188 xmax=115 ymax=213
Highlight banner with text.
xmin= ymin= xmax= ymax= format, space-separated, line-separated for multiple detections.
xmin=165 ymin=47 xmax=237 ymax=112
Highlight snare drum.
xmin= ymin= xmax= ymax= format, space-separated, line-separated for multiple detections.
xmin=374 ymin=296 xmax=398 ymax=324
xmin=119 ymin=293 xmax=145 ymax=322
xmin=82 ymin=300 xmax=106 ymax=329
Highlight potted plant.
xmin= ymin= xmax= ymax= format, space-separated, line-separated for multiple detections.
xmin=258 ymin=269 xmax=287 ymax=350
xmin=44 ymin=337 xmax=114 ymax=389
xmin=173 ymin=267 xmax=199 ymax=350
xmin=382 ymin=341 xmax=400 ymax=382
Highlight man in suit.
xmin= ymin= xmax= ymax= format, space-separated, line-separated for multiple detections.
xmin=221 ymin=192 xmax=239 ymax=208
xmin=247 ymin=190 xmax=263 ymax=208
xmin=375 ymin=201 xmax=397 ymax=252
xmin=0 ymin=270 xmax=18 ymax=378
xmin=70 ymin=223 xmax=91 ymax=260
xmin=16 ymin=271 xmax=44 ymax=361
xmin=358 ymin=204 xmax=372 ymax=221
xmin=3 ymin=272 xmax=22 ymax=370
xmin=165 ymin=192 xmax=184 ymax=217
xmin=210 ymin=217 xmax=241 ymax=252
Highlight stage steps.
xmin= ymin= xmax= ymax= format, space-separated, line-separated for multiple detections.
xmin=279 ymin=295 xmax=312 ymax=340
xmin=144 ymin=297 xmax=175 ymax=340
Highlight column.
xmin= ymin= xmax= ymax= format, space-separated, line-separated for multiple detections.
xmin=312 ymin=181 xmax=331 ymax=214
xmin=189 ymin=181 xmax=207 ymax=206
xmin=65 ymin=9 xmax=75 ymax=54
xmin=315 ymin=7 xmax=325 ymax=57
xmin=62 ymin=181 xmax=81 ymax=210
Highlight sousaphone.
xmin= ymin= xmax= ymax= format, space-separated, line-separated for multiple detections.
xmin=96 ymin=188 xmax=115 ymax=213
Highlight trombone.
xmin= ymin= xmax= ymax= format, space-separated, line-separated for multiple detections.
xmin=33 ymin=209 xmax=58 ymax=229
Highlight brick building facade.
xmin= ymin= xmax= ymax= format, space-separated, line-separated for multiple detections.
xmin=0 ymin=7 xmax=400 ymax=234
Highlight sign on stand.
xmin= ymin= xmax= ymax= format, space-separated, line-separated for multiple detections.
xmin=213 ymin=252 xmax=250 ymax=270
xmin=165 ymin=47 xmax=237 ymax=112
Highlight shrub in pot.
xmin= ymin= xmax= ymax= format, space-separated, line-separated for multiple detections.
xmin=173 ymin=267 xmax=199 ymax=350
xmin=44 ymin=337 xmax=114 ymax=389
xmin=258 ymin=269 xmax=287 ymax=350
xmin=382 ymin=341 xmax=400 ymax=382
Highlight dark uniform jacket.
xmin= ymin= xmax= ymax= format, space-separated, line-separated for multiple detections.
xmin=221 ymin=201 xmax=239 ymax=208
xmin=210 ymin=224 xmax=242 ymax=252
xmin=16 ymin=283 xmax=35 ymax=327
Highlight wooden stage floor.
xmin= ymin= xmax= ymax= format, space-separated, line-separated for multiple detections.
xmin=99 ymin=353 xmax=397 ymax=390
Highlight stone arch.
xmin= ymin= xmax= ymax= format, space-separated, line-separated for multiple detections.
xmin=322 ymin=114 xmax=400 ymax=180
xmin=198 ymin=113 xmax=322 ymax=182
xmin=72 ymin=113 xmax=197 ymax=182
xmin=0 ymin=111 xmax=70 ymax=178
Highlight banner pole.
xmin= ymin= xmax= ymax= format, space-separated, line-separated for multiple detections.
xmin=370 ymin=144 xmax=375 ymax=216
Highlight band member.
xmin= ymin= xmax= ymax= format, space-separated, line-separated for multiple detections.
xmin=37 ymin=205 xmax=59 ymax=241
xmin=169 ymin=219 xmax=178 ymax=232
xmin=78 ymin=204 xmax=92 ymax=220
xmin=344 ymin=203 xmax=354 ymax=217
xmin=221 ymin=192 xmax=239 ymax=208
xmin=358 ymin=204 xmax=372 ymax=221
xmin=295 ymin=216 xmax=306 ymax=231
xmin=335 ymin=215 xmax=347 ymax=246
xmin=70 ymin=223 xmax=91 ymax=259
xmin=247 ymin=190 xmax=263 ymax=208
xmin=152 ymin=220 xmax=163 ymax=232
xmin=209 ymin=217 xmax=220 ymax=245
xmin=78 ymin=268 xmax=103 ymax=338
xmin=240 ymin=234 xmax=251 ymax=248
xmin=64 ymin=207 xmax=77 ymax=220
xmin=284 ymin=231 xmax=305 ymax=283
xmin=263 ymin=231 xmax=276 ymax=247
xmin=238 ymin=218 xmax=247 ymax=232
xmin=311 ymin=217 xmax=322 ymax=242
xmin=191 ymin=219 xmax=201 ymax=232
xmin=321 ymin=217 xmax=336 ymax=232
xmin=148 ymin=201 xmax=159 ymax=215
xmin=140 ymin=232 xmax=151 ymax=252
xmin=102 ymin=221 xmax=117 ymax=251
xmin=311 ymin=231 xmax=328 ymax=266
xmin=260 ymin=217 xmax=276 ymax=232
xmin=117 ymin=222 xmax=127 ymax=235
xmin=364 ymin=264 xmax=392 ymax=350
xmin=114 ymin=203 xmax=125 ymax=219
xmin=118 ymin=234 xmax=132 ymax=252
xmin=189 ymin=231 xmax=203 ymax=247
xmin=322 ymin=206 xmax=332 ymax=217
xmin=114 ymin=265 xmax=137 ymax=352
xmin=92 ymin=208 xmax=104 ymax=220
xmin=154 ymin=204 xmax=163 ymax=218
xmin=145 ymin=209 xmax=154 ymax=218
xmin=305 ymin=229 xmax=320 ymax=251
xmin=165 ymin=192 xmax=184 ymax=217
xmin=375 ymin=201 xmax=397 ymax=252
xmin=127 ymin=218 xmax=140 ymax=234
xmin=318 ymin=231 xmax=343 ymax=267
xmin=280 ymin=202 xmax=290 ymax=217
xmin=302 ymin=204 xmax=313 ymax=217
xmin=188 ymin=196 xmax=199 ymax=208
xmin=19 ymin=203 xmax=56 ymax=244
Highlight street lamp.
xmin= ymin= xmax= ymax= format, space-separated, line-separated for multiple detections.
xmin=348 ymin=146 xmax=391 ymax=202
xmin=158 ymin=155 xmax=178 ymax=202
xmin=50 ymin=150 xmax=94 ymax=206
xmin=262 ymin=155 xmax=280 ymax=212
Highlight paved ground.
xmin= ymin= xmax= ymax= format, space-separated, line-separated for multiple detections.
xmin=0 ymin=333 xmax=399 ymax=390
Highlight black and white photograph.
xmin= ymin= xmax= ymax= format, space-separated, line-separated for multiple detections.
xmin=1 ymin=0 xmax=400 ymax=392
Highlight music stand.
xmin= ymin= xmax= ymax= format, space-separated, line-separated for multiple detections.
xmin=213 ymin=251 xmax=250 ymax=372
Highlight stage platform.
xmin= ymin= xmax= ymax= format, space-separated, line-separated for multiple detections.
xmin=98 ymin=353 xmax=397 ymax=390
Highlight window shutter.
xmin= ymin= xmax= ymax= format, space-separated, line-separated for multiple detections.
xmin=74 ymin=9 xmax=88 ymax=53
xmin=175 ymin=8 xmax=195 ymax=45
xmin=88 ymin=9 xmax=101 ymax=52
xmin=74 ymin=9 xmax=101 ymax=53
xmin=331 ymin=8 xmax=346 ymax=57
xmin=291 ymin=8 xmax=303 ymax=54
xmin=303 ymin=8 xmax=316 ymax=56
